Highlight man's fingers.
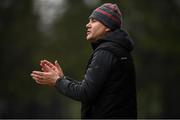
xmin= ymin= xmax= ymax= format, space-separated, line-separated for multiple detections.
xmin=31 ymin=72 xmax=45 ymax=80
xmin=41 ymin=60 xmax=58 ymax=72
xmin=42 ymin=60 xmax=55 ymax=68
xmin=44 ymin=64 xmax=54 ymax=72
xmin=40 ymin=60 xmax=50 ymax=72
xmin=31 ymin=71 xmax=51 ymax=82
xmin=32 ymin=71 xmax=46 ymax=76
xmin=32 ymin=76 xmax=38 ymax=81
xmin=31 ymin=73 xmax=50 ymax=84
xmin=40 ymin=60 xmax=43 ymax=66
xmin=31 ymin=69 xmax=53 ymax=85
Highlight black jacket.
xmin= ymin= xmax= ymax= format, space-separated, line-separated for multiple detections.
xmin=55 ymin=28 xmax=137 ymax=118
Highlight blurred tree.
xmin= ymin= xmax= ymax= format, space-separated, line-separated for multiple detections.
xmin=0 ymin=0 xmax=65 ymax=118
xmin=115 ymin=0 xmax=180 ymax=118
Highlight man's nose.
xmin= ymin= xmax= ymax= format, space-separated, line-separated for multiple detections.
xmin=86 ymin=22 xmax=90 ymax=28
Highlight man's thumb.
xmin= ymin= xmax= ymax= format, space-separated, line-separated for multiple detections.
xmin=55 ymin=60 xmax=61 ymax=71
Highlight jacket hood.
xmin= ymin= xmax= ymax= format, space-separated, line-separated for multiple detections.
xmin=91 ymin=28 xmax=134 ymax=52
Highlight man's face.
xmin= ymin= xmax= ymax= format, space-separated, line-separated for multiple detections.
xmin=86 ymin=18 xmax=110 ymax=42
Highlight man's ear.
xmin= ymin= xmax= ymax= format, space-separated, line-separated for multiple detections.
xmin=105 ymin=28 xmax=111 ymax=32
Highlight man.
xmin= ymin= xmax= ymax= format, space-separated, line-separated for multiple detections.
xmin=31 ymin=3 xmax=137 ymax=118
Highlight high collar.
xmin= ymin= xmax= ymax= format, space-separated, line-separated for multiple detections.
xmin=91 ymin=28 xmax=134 ymax=52
xmin=91 ymin=39 xmax=105 ymax=50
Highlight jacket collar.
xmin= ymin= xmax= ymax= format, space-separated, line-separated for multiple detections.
xmin=91 ymin=28 xmax=134 ymax=52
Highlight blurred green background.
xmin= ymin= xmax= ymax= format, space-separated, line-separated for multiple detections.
xmin=0 ymin=0 xmax=180 ymax=118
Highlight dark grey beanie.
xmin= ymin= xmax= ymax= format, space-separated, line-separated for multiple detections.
xmin=89 ymin=3 xmax=122 ymax=30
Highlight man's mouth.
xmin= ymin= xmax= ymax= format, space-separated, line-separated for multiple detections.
xmin=86 ymin=31 xmax=90 ymax=35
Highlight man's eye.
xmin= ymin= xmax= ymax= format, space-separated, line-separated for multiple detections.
xmin=92 ymin=19 xmax=97 ymax=22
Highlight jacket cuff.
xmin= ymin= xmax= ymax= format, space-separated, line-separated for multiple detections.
xmin=54 ymin=76 xmax=70 ymax=94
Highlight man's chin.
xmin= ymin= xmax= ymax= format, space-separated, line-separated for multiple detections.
xmin=86 ymin=36 xmax=97 ymax=42
xmin=86 ymin=36 xmax=92 ymax=41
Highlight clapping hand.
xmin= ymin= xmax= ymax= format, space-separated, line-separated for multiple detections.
xmin=31 ymin=60 xmax=64 ymax=86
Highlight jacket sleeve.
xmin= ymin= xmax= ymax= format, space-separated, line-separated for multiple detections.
xmin=55 ymin=50 xmax=116 ymax=103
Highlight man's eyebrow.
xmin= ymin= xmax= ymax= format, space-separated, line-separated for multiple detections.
xmin=90 ymin=18 xmax=94 ymax=20
xmin=91 ymin=18 xmax=97 ymax=21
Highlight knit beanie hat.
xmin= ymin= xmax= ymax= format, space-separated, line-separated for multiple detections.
xmin=89 ymin=3 xmax=122 ymax=30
